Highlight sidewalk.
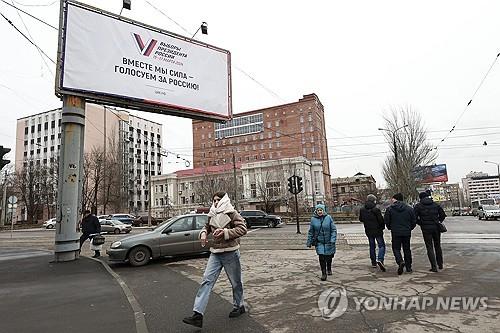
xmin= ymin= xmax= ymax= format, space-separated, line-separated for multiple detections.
xmin=0 ymin=253 xmax=136 ymax=333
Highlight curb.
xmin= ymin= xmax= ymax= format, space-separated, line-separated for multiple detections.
xmin=87 ymin=256 xmax=149 ymax=333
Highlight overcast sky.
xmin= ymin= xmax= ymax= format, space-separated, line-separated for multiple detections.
xmin=1 ymin=0 xmax=500 ymax=187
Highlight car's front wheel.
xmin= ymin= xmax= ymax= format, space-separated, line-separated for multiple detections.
xmin=114 ymin=228 xmax=121 ymax=234
xmin=47 ymin=224 xmax=54 ymax=229
xmin=267 ymin=220 xmax=273 ymax=228
xmin=128 ymin=246 xmax=151 ymax=267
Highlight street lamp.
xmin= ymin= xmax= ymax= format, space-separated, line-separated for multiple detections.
xmin=378 ymin=124 xmax=408 ymax=192
xmin=484 ymin=161 xmax=500 ymax=199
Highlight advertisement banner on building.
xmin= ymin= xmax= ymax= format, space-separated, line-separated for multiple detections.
xmin=413 ymin=164 xmax=448 ymax=183
xmin=56 ymin=1 xmax=232 ymax=121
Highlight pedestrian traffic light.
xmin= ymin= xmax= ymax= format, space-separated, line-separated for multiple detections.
xmin=287 ymin=176 xmax=296 ymax=194
xmin=0 ymin=146 xmax=10 ymax=170
xmin=297 ymin=176 xmax=303 ymax=193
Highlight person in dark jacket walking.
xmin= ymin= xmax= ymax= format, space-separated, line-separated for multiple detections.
xmin=414 ymin=191 xmax=447 ymax=272
xmin=306 ymin=204 xmax=337 ymax=281
xmin=79 ymin=210 xmax=102 ymax=258
xmin=359 ymin=194 xmax=386 ymax=272
xmin=384 ymin=193 xmax=416 ymax=275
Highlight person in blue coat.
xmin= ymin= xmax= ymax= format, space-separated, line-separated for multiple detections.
xmin=306 ymin=204 xmax=337 ymax=281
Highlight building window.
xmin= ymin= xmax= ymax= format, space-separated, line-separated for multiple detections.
xmin=250 ymin=184 xmax=257 ymax=198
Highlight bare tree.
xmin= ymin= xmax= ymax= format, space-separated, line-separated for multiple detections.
xmin=382 ymin=106 xmax=437 ymax=201
xmin=14 ymin=160 xmax=45 ymax=223
xmin=194 ymin=172 xmax=233 ymax=206
xmin=102 ymin=133 xmax=125 ymax=213
xmin=255 ymin=169 xmax=287 ymax=213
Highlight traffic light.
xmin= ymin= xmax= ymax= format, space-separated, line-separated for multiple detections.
xmin=0 ymin=146 xmax=10 ymax=170
xmin=296 ymin=176 xmax=303 ymax=193
xmin=287 ymin=176 xmax=296 ymax=194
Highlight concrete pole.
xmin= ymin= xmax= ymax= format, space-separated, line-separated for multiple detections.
xmin=1 ymin=171 xmax=7 ymax=227
xmin=232 ymin=152 xmax=238 ymax=210
xmin=148 ymin=162 xmax=152 ymax=227
xmin=54 ymin=95 xmax=85 ymax=262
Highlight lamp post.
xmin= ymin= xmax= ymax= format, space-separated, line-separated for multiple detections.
xmin=485 ymin=160 xmax=500 ymax=200
xmin=378 ymin=124 xmax=408 ymax=192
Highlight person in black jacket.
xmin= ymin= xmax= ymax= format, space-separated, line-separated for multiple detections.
xmin=414 ymin=191 xmax=446 ymax=272
xmin=384 ymin=193 xmax=416 ymax=275
xmin=79 ymin=210 xmax=102 ymax=258
xmin=359 ymin=194 xmax=386 ymax=272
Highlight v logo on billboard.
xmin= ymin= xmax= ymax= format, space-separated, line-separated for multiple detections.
xmin=133 ymin=33 xmax=157 ymax=56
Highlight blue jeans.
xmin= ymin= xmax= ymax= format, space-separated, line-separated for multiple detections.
xmin=367 ymin=235 xmax=386 ymax=263
xmin=193 ymin=250 xmax=244 ymax=315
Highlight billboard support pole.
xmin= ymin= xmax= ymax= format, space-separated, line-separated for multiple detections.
xmin=55 ymin=95 xmax=86 ymax=262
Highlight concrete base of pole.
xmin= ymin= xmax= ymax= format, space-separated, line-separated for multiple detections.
xmin=54 ymin=250 xmax=80 ymax=262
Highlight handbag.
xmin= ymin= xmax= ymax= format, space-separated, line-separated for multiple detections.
xmin=311 ymin=219 xmax=325 ymax=247
xmin=437 ymin=221 xmax=447 ymax=233
xmin=91 ymin=234 xmax=105 ymax=245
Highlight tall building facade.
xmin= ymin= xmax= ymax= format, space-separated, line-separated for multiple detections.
xmin=15 ymin=104 xmax=162 ymax=220
xmin=192 ymin=94 xmax=331 ymax=200
xmin=462 ymin=171 xmax=500 ymax=204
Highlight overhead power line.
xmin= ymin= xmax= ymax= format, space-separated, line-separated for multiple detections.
xmin=0 ymin=11 xmax=56 ymax=64
xmin=0 ymin=0 xmax=57 ymax=29
xmin=435 ymin=51 xmax=500 ymax=149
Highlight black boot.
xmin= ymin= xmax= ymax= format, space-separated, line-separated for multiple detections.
xmin=397 ymin=262 xmax=405 ymax=275
xmin=183 ymin=312 xmax=203 ymax=328
xmin=229 ymin=305 xmax=245 ymax=318
xmin=321 ymin=269 xmax=327 ymax=281
xmin=429 ymin=267 xmax=438 ymax=272
xmin=92 ymin=251 xmax=100 ymax=258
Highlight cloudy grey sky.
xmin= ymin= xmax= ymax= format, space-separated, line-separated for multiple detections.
xmin=1 ymin=0 xmax=500 ymax=186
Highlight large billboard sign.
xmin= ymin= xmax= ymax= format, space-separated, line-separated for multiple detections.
xmin=55 ymin=1 xmax=232 ymax=121
xmin=413 ymin=164 xmax=448 ymax=183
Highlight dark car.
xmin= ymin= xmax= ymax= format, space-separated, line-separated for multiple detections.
xmin=107 ymin=214 xmax=212 ymax=266
xmin=133 ymin=215 xmax=163 ymax=227
xmin=239 ymin=210 xmax=282 ymax=228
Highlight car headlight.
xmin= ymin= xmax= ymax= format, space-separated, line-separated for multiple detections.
xmin=110 ymin=241 xmax=122 ymax=249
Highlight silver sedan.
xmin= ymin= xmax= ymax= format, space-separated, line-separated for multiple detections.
xmin=106 ymin=214 xmax=211 ymax=266
xmin=99 ymin=219 xmax=132 ymax=234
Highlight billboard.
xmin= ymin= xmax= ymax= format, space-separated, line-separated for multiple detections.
xmin=413 ymin=164 xmax=448 ymax=183
xmin=56 ymin=1 xmax=232 ymax=121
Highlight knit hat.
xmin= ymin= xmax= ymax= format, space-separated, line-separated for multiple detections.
xmin=419 ymin=191 xmax=430 ymax=199
xmin=392 ymin=193 xmax=404 ymax=201
xmin=367 ymin=194 xmax=377 ymax=202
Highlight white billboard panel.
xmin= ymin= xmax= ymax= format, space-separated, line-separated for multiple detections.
xmin=56 ymin=1 xmax=232 ymax=121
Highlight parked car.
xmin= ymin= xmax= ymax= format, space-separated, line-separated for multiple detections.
xmin=42 ymin=218 xmax=57 ymax=229
xmin=107 ymin=214 xmax=212 ymax=266
xmin=239 ymin=210 xmax=282 ymax=228
xmin=108 ymin=214 xmax=136 ymax=225
xmin=132 ymin=215 xmax=162 ymax=227
xmin=98 ymin=215 xmax=111 ymax=220
xmin=477 ymin=205 xmax=500 ymax=220
xmin=99 ymin=219 xmax=132 ymax=234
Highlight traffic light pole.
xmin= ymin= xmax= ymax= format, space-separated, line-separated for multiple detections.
xmin=54 ymin=95 xmax=86 ymax=262
xmin=294 ymin=192 xmax=300 ymax=234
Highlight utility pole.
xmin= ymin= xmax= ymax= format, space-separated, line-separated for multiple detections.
xmin=55 ymin=95 xmax=85 ymax=262
xmin=103 ymin=106 xmax=107 ymax=214
xmin=378 ymin=124 xmax=408 ymax=193
xmin=1 ymin=171 xmax=7 ymax=227
xmin=232 ymin=152 xmax=238 ymax=210
xmin=148 ymin=162 xmax=152 ymax=227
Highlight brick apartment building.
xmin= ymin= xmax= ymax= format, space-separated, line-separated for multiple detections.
xmin=331 ymin=172 xmax=377 ymax=205
xmin=192 ymin=94 xmax=331 ymax=199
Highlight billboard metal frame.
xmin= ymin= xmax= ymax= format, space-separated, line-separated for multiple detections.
xmin=55 ymin=0 xmax=232 ymax=122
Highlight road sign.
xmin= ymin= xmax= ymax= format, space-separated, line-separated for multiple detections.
xmin=8 ymin=196 xmax=17 ymax=204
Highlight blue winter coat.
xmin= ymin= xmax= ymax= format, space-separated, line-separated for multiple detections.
xmin=306 ymin=205 xmax=337 ymax=255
